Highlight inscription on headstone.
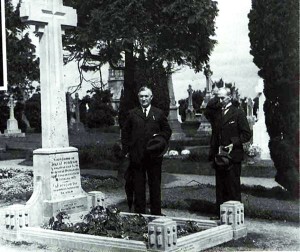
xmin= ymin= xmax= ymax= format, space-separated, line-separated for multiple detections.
xmin=50 ymin=153 xmax=81 ymax=199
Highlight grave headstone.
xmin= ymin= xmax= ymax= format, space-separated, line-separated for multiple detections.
xmin=167 ymin=75 xmax=185 ymax=140
xmin=185 ymin=84 xmax=196 ymax=122
xmin=197 ymin=74 xmax=215 ymax=136
xmin=66 ymin=92 xmax=76 ymax=129
xmin=68 ymin=92 xmax=85 ymax=133
xmin=4 ymin=95 xmax=25 ymax=137
xmin=246 ymin=97 xmax=255 ymax=131
xmin=73 ymin=93 xmax=85 ymax=132
xmin=252 ymin=79 xmax=270 ymax=159
xmin=0 ymin=0 xmax=103 ymax=229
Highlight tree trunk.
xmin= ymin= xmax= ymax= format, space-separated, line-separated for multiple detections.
xmin=119 ymin=42 xmax=138 ymax=128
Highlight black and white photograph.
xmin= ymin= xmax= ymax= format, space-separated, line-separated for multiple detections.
xmin=0 ymin=0 xmax=298 ymax=251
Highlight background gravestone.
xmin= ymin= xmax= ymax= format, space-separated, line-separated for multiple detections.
xmin=4 ymin=95 xmax=25 ymax=137
xmin=167 ymin=75 xmax=185 ymax=140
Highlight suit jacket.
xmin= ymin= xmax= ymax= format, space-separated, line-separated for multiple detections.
xmin=218 ymin=105 xmax=252 ymax=163
xmin=204 ymin=96 xmax=223 ymax=161
xmin=121 ymin=106 xmax=172 ymax=164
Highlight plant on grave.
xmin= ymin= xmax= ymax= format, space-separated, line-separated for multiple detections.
xmin=48 ymin=206 xmax=153 ymax=241
xmin=48 ymin=206 xmax=206 ymax=241
xmin=243 ymin=143 xmax=261 ymax=158
xmin=0 ymin=169 xmax=33 ymax=201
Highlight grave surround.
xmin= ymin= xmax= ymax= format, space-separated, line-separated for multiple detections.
xmin=0 ymin=201 xmax=247 ymax=251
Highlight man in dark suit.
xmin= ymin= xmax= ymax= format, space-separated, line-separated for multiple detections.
xmin=121 ymin=86 xmax=172 ymax=215
xmin=208 ymin=87 xmax=252 ymax=215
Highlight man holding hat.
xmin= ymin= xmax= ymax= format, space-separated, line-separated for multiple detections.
xmin=207 ymin=87 xmax=252 ymax=216
xmin=121 ymin=86 xmax=171 ymax=215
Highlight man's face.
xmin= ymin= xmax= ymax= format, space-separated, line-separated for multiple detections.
xmin=218 ymin=89 xmax=231 ymax=107
xmin=138 ymin=89 xmax=153 ymax=108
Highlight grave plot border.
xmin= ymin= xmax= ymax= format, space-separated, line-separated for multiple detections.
xmin=0 ymin=201 xmax=246 ymax=252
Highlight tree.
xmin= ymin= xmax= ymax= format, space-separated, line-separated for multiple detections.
xmin=1 ymin=0 xmax=40 ymax=132
xmin=85 ymin=88 xmax=117 ymax=128
xmin=24 ymin=92 xmax=41 ymax=132
xmin=5 ymin=0 xmax=39 ymax=98
xmin=63 ymin=0 xmax=218 ymax=126
xmin=248 ymin=0 xmax=299 ymax=196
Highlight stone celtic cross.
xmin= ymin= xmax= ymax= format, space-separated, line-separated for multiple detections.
xmin=7 ymin=95 xmax=16 ymax=120
xmin=20 ymin=0 xmax=77 ymax=148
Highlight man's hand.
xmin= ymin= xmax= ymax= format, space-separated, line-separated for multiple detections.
xmin=224 ymin=143 xmax=233 ymax=154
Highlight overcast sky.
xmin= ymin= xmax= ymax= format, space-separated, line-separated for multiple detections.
xmin=172 ymin=0 xmax=260 ymax=101
xmin=15 ymin=0 xmax=260 ymax=101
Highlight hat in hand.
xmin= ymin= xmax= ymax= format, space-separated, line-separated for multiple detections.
xmin=214 ymin=153 xmax=232 ymax=171
xmin=146 ymin=135 xmax=168 ymax=157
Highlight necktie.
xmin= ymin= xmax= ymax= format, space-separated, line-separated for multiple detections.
xmin=143 ymin=108 xmax=147 ymax=117
xmin=222 ymin=107 xmax=227 ymax=116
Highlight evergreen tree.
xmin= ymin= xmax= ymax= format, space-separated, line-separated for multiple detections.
xmin=248 ymin=0 xmax=299 ymax=196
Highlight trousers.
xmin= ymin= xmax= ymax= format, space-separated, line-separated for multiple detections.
xmin=131 ymin=156 xmax=162 ymax=215
xmin=215 ymin=162 xmax=242 ymax=214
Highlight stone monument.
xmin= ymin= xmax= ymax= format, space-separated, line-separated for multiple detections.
xmin=4 ymin=95 xmax=25 ymax=137
xmin=246 ymin=97 xmax=255 ymax=132
xmin=167 ymin=75 xmax=185 ymax=140
xmin=197 ymin=68 xmax=214 ymax=136
xmin=0 ymin=0 xmax=104 ymax=228
xmin=185 ymin=84 xmax=196 ymax=121
xmin=68 ymin=92 xmax=85 ymax=133
xmin=73 ymin=93 xmax=85 ymax=132
xmin=252 ymin=79 xmax=271 ymax=159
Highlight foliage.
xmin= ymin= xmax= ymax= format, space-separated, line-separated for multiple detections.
xmin=248 ymin=0 xmax=299 ymax=196
xmin=24 ymin=93 xmax=41 ymax=132
xmin=243 ymin=143 xmax=261 ymax=158
xmin=0 ymin=169 xmax=33 ymax=201
xmin=63 ymin=0 xmax=218 ymax=126
xmin=81 ymin=176 xmax=121 ymax=191
xmin=4 ymin=0 xmax=39 ymax=98
xmin=48 ymin=205 xmax=205 ymax=241
xmin=85 ymin=88 xmax=117 ymax=128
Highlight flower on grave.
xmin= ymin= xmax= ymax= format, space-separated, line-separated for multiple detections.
xmin=244 ymin=143 xmax=261 ymax=157
xmin=168 ymin=150 xmax=179 ymax=156
xmin=181 ymin=149 xmax=191 ymax=156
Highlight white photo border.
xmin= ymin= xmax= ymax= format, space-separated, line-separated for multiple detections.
xmin=1 ymin=0 xmax=7 ymax=91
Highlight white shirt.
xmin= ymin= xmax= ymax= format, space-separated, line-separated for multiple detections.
xmin=142 ymin=105 xmax=151 ymax=117
xmin=223 ymin=102 xmax=232 ymax=115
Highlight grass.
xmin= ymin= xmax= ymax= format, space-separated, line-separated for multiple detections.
xmin=162 ymin=159 xmax=276 ymax=178
xmin=0 ymin=168 xmax=298 ymax=223
xmin=160 ymin=185 xmax=299 ymax=222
